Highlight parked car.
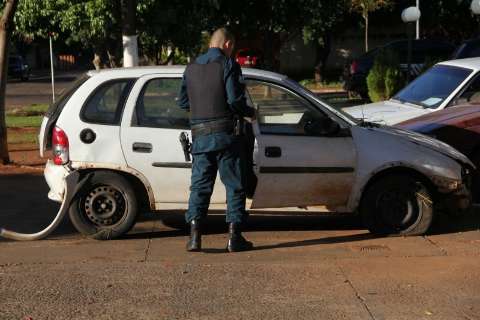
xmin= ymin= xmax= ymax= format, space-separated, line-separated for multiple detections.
xmin=452 ymin=38 xmax=480 ymax=60
xmin=8 ymin=55 xmax=30 ymax=81
xmin=39 ymin=66 xmax=472 ymax=240
xmin=343 ymin=58 xmax=480 ymax=125
xmin=235 ymin=48 xmax=263 ymax=68
xmin=344 ymin=39 xmax=454 ymax=99
xmin=397 ymin=104 xmax=480 ymax=200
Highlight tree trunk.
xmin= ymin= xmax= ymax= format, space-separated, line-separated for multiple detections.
xmin=0 ymin=0 xmax=19 ymax=164
xmin=121 ymin=0 xmax=138 ymax=67
xmin=364 ymin=13 xmax=369 ymax=52
xmin=92 ymin=47 xmax=102 ymax=70
xmin=314 ymin=34 xmax=332 ymax=83
xmin=106 ymin=50 xmax=118 ymax=68
xmin=162 ymin=46 xmax=175 ymax=65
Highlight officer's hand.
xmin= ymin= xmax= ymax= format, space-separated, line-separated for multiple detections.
xmin=245 ymin=113 xmax=256 ymax=123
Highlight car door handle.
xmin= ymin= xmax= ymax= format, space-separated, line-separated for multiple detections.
xmin=265 ymin=146 xmax=281 ymax=158
xmin=132 ymin=142 xmax=152 ymax=153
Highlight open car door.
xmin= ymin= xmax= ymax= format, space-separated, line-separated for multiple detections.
xmin=246 ymin=80 xmax=357 ymax=210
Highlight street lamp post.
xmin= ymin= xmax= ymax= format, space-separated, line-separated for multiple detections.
xmin=401 ymin=7 xmax=421 ymax=83
xmin=48 ymin=33 xmax=55 ymax=103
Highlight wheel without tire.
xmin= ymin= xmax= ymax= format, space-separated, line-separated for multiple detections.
xmin=360 ymin=174 xmax=434 ymax=236
xmin=69 ymin=171 xmax=138 ymax=240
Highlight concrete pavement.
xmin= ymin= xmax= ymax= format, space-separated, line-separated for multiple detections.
xmin=0 ymin=169 xmax=479 ymax=320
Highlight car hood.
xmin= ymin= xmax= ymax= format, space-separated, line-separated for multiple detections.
xmin=397 ymin=105 xmax=480 ymax=133
xmin=343 ymin=100 xmax=431 ymax=125
xmin=364 ymin=124 xmax=473 ymax=167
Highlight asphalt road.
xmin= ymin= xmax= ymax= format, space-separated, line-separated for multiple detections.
xmin=0 ymin=168 xmax=479 ymax=320
xmin=5 ymin=71 xmax=84 ymax=110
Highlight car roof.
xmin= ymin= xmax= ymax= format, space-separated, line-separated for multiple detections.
xmin=439 ymin=57 xmax=480 ymax=71
xmin=87 ymin=65 xmax=286 ymax=82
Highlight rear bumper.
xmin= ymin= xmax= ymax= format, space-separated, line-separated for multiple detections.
xmin=44 ymin=160 xmax=69 ymax=203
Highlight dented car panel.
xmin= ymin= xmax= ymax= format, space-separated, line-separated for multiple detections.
xmin=347 ymin=125 xmax=470 ymax=211
xmin=398 ymin=105 xmax=480 ymax=160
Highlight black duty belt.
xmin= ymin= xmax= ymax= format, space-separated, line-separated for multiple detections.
xmin=191 ymin=119 xmax=234 ymax=137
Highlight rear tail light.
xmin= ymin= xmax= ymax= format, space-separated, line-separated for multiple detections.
xmin=52 ymin=126 xmax=69 ymax=165
xmin=350 ymin=60 xmax=359 ymax=74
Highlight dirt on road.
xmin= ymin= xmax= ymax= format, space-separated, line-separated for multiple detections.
xmin=0 ymin=167 xmax=479 ymax=319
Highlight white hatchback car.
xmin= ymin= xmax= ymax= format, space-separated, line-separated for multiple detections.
xmin=40 ymin=66 xmax=473 ymax=240
xmin=343 ymin=58 xmax=480 ymax=125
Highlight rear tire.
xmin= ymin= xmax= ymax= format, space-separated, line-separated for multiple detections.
xmin=360 ymin=174 xmax=434 ymax=236
xmin=69 ymin=171 xmax=138 ymax=240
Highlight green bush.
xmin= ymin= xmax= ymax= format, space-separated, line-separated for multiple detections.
xmin=366 ymin=61 xmax=386 ymax=102
xmin=367 ymin=50 xmax=405 ymax=102
xmin=385 ymin=67 xmax=404 ymax=98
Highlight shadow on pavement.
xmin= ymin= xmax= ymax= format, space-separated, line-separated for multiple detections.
xmin=1 ymin=172 xmax=479 ymax=244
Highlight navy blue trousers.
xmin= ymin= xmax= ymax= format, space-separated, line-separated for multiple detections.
xmin=185 ymin=142 xmax=248 ymax=224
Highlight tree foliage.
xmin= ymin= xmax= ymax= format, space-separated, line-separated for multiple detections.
xmin=367 ymin=49 xmax=404 ymax=102
xmin=350 ymin=0 xmax=393 ymax=52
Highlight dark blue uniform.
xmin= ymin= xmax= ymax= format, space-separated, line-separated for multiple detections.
xmin=178 ymin=48 xmax=254 ymax=224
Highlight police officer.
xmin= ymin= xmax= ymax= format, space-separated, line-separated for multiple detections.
xmin=177 ymin=28 xmax=255 ymax=252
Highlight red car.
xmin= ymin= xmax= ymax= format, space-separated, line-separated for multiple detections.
xmin=397 ymin=105 xmax=480 ymax=199
xmin=235 ymin=48 xmax=263 ymax=68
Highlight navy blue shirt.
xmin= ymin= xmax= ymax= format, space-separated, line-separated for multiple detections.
xmin=178 ymin=48 xmax=254 ymax=154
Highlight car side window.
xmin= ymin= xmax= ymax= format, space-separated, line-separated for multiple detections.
xmin=133 ymin=78 xmax=189 ymax=129
xmin=451 ymin=74 xmax=480 ymax=106
xmin=81 ymin=79 xmax=134 ymax=125
xmin=246 ymin=80 xmax=332 ymax=136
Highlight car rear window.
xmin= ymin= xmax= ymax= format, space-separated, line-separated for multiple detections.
xmin=81 ymin=78 xmax=135 ymax=125
xmin=46 ymin=74 xmax=90 ymax=118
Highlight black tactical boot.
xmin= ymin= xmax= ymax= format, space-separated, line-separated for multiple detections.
xmin=227 ymin=223 xmax=253 ymax=252
xmin=186 ymin=219 xmax=202 ymax=252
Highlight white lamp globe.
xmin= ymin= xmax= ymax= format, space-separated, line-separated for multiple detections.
xmin=472 ymin=0 xmax=480 ymax=15
xmin=401 ymin=7 xmax=421 ymax=23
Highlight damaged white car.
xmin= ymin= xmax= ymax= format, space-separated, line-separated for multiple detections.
xmin=39 ymin=67 xmax=473 ymax=240
xmin=343 ymin=58 xmax=480 ymax=125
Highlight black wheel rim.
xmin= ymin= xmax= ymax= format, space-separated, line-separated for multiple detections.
xmin=376 ymin=187 xmax=419 ymax=231
xmin=83 ymin=185 xmax=126 ymax=227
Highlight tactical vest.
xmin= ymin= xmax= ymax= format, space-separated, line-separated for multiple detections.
xmin=185 ymin=58 xmax=232 ymax=121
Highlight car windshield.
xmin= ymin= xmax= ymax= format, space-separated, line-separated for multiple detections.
xmin=393 ymin=65 xmax=473 ymax=109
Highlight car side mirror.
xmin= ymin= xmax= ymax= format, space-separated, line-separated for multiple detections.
xmin=304 ymin=117 xmax=341 ymax=136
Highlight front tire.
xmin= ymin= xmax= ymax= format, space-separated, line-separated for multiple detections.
xmin=69 ymin=171 xmax=138 ymax=240
xmin=360 ymin=174 xmax=434 ymax=236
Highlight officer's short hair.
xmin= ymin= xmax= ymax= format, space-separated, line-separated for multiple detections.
xmin=209 ymin=28 xmax=235 ymax=47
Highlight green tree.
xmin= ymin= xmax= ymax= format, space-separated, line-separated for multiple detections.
xmin=351 ymin=0 xmax=393 ymax=52
xmin=367 ymin=49 xmax=403 ymax=102
xmin=137 ymin=0 xmax=215 ymax=64
xmin=302 ymin=0 xmax=346 ymax=82
xmin=0 ymin=0 xmax=18 ymax=164
xmin=14 ymin=0 xmax=123 ymax=69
